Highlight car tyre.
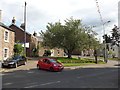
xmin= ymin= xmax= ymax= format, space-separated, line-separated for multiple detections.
xmin=23 ymin=62 xmax=27 ymax=65
xmin=37 ymin=64 xmax=41 ymax=70
xmin=14 ymin=63 xmax=18 ymax=68
xmin=50 ymin=67 xmax=54 ymax=72
xmin=1 ymin=64 xmax=5 ymax=68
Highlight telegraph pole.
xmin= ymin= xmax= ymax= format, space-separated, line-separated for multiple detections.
xmin=24 ymin=2 xmax=27 ymax=56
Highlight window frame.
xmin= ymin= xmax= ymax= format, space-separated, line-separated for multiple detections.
xmin=4 ymin=48 xmax=9 ymax=60
xmin=4 ymin=30 xmax=9 ymax=42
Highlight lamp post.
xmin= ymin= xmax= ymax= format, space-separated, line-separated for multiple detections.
xmin=103 ymin=21 xmax=110 ymax=63
xmin=24 ymin=2 xmax=27 ymax=56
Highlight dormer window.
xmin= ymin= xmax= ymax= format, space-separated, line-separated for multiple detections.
xmin=4 ymin=30 xmax=9 ymax=42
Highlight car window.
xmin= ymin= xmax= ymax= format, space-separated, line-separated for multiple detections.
xmin=43 ymin=59 xmax=48 ymax=63
xmin=6 ymin=57 xmax=12 ymax=61
xmin=13 ymin=56 xmax=20 ymax=60
xmin=49 ymin=59 xmax=59 ymax=63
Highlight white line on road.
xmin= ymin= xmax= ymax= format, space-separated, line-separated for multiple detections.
xmin=24 ymin=81 xmax=61 ymax=88
xmin=24 ymin=85 xmax=39 ymax=88
xmin=40 ymin=81 xmax=61 ymax=86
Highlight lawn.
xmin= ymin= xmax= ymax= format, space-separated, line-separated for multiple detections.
xmin=97 ymin=57 xmax=120 ymax=61
xmin=57 ymin=57 xmax=105 ymax=66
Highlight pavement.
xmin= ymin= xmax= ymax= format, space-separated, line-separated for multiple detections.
xmin=0 ymin=57 xmax=119 ymax=73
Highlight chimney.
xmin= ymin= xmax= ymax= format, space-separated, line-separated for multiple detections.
xmin=0 ymin=10 xmax=2 ymax=22
xmin=33 ymin=31 xmax=37 ymax=37
xmin=12 ymin=17 xmax=16 ymax=24
xmin=20 ymin=23 xmax=25 ymax=30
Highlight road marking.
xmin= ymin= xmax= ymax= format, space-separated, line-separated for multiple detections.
xmin=24 ymin=85 xmax=39 ymax=88
xmin=40 ymin=81 xmax=61 ymax=86
xmin=4 ymin=83 xmax=12 ymax=85
xmin=27 ymin=71 xmax=34 ymax=73
xmin=24 ymin=81 xmax=61 ymax=88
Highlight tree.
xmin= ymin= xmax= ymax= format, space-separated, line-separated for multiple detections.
xmin=41 ymin=17 xmax=99 ymax=58
xmin=14 ymin=43 xmax=24 ymax=56
xmin=111 ymin=25 xmax=120 ymax=59
xmin=43 ymin=50 xmax=51 ymax=56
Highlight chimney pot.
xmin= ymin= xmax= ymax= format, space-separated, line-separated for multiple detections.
xmin=12 ymin=17 xmax=16 ymax=24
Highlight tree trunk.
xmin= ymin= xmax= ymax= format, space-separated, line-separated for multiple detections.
xmin=95 ymin=56 xmax=98 ymax=64
xmin=67 ymin=50 xmax=72 ymax=58
xmin=118 ymin=46 xmax=120 ymax=59
xmin=94 ymin=49 xmax=98 ymax=64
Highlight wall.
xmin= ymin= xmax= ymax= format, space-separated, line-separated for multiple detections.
xmin=0 ymin=26 xmax=14 ymax=60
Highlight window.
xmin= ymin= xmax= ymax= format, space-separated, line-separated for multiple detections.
xmin=4 ymin=31 xmax=9 ymax=42
xmin=43 ymin=59 xmax=48 ymax=63
xmin=57 ymin=50 xmax=60 ymax=56
xmin=4 ymin=48 xmax=9 ymax=59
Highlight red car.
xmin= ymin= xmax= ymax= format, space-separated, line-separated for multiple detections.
xmin=37 ymin=58 xmax=64 ymax=72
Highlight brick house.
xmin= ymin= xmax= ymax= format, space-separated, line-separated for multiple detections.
xmin=9 ymin=18 xmax=38 ymax=57
xmin=0 ymin=22 xmax=15 ymax=60
xmin=35 ymin=34 xmax=64 ymax=57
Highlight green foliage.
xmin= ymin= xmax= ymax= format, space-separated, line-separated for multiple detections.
xmin=22 ymin=54 xmax=26 ymax=58
xmin=56 ymin=57 xmax=105 ymax=66
xmin=32 ymin=44 xmax=40 ymax=57
xmin=43 ymin=50 xmax=51 ymax=56
xmin=41 ymin=17 xmax=99 ymax=58
xmin=14 ymin=43 xmax=24 ymax=56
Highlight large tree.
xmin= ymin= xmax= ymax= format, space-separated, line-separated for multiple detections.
xmin=41 ymin=18 xmax=98 ymax=58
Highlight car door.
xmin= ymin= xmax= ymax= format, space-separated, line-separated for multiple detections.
xmin=45 ymin=60 xmax=51 ymax=70
xmin=19 ymin=56 xmax=24 ymax=65
xmin=42 ymin=59 xmax=49 ymax=69
xmin=38 ymin=59 xmax=44 ymax=68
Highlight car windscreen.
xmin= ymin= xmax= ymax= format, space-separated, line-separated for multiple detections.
xmin=12 ymin=56 xmax=20 ymax=60
xmin=6 ymin=57 xmax=13 ymax=61
xmin=49 ymin=59 xmax=59 ymax=63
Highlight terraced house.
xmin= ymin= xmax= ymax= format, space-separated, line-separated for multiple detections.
xmin=9 ymin=17 xmax=39 ymax=57
xmin=0 ymin=22 xmax=15 ymax=60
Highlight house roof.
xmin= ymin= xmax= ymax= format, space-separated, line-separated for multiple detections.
xmin=9 ymin=24 xmax=31 ymax=35
xmin=0 ymin=22 xmax=14 ymax=32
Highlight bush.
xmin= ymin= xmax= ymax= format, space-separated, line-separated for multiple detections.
xmin=14 ymin=43 xmax=24 ymax=56
xmin=43 ymin=50 xmax=51 ymax=56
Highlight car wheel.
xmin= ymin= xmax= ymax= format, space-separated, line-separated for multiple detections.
xmin=37 ymin=65 xmax=41 ymax=70
xmin=23 ymin=62 xmax=27 ymax=65
xmin=1 ymin=64 xmax=5 ymax=68
xmin=50 ymin=67 xmax=54 ymax=72
xmin=14 ymin=63 xmax=17 ymax=68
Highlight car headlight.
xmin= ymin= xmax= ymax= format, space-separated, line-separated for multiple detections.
xmin=9 ymin=62 xmax=15 ymax=64
xmin=54 ymin=64 xmax=57 ymax=67
xmin=59 ymin=65 xmax=62 ymax=66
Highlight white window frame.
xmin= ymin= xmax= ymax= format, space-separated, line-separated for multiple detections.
xmin=57 ymin=50 xmax=60 ymax=56
xmin=4 ymin=30 xmax=9 ymax=42
xmin=4 ymin=48 xmax=9 ymax=60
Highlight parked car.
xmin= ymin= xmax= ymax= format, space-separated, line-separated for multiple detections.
xmin=37 ymin=58 xmax=64 ymax=72
xmin=2 ymin=56 xmax=27 ymax=68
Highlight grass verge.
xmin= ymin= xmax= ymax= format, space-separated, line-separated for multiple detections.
xmin=57 ymin=57 xmax=105 ymax=66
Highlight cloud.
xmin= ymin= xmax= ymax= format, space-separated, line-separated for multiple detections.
xmin=0 ymin=0 xmax=119 ymax=39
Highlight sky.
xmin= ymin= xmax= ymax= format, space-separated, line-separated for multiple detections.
xmin=0 ymin=0 xmax=119 ymax=42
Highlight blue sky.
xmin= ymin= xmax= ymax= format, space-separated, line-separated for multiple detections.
xmin=0 ymin=0 xmax=119 ymax=42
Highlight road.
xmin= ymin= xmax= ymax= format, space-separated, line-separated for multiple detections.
xmin=2 ymin=67 xmax=119 ymax=88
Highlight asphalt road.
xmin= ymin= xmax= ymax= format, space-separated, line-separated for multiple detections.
xmin=2 ymin=67 xmax=119 ymax=88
